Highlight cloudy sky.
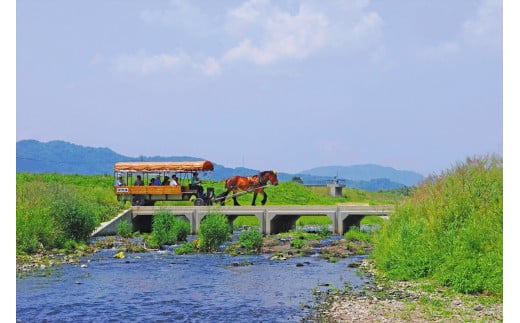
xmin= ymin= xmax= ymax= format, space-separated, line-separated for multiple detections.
xmin=15 ymin=0 xmax=504 ymax=176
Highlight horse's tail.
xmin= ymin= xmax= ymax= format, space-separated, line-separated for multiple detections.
xmin=223 ymin=177 xmax=229 ymax=188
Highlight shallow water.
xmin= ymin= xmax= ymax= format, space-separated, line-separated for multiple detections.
xmin=17 ymin=247 xmax=368 ymax=322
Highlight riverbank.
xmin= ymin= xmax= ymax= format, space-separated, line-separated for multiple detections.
xmin=305 ymin=259 xmax=503 ymax=322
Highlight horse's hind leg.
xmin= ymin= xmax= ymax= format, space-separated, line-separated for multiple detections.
xmin=252 ymin=192 xmax=257 ymax=206
xmin=232 ymin=190 xmax=240 ymax=206
xmin=261 ymin=192 xmax=267 ymax=205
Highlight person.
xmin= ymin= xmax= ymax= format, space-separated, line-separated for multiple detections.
xmin=162 ymin=176 xmax=170 ymax=186
xmin=115 ymin=174 xmax=125 ymax=186
xmin=149 ymin=179 xmax=154 ymax=186
xmin=134 ymin=175 xmax=144 ymax=186
xmin=153 ymin=174 xmax=162 ymax=186
xmin=191 ymin=172 xmax=204 ymax=197
xmin=170 ymin=175 xmax=179 ymax=186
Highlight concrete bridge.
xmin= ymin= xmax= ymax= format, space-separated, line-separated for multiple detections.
xmin=92 ymin=204 xmax=394 ymax=237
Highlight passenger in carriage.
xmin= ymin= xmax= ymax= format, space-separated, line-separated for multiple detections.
xmin=134 ymin=175 xmax=144 ymax=186
xmin=162 ymin=176 xmax=170 ymax=186
xmin=170 ymin=175 xmax=179 ymax=186
xmin=152 ymin=174 xmax=162 ymax=186
xmin=115 ymin=174 xmax=125 ymax=186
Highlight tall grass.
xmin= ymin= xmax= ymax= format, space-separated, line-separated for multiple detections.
xmin=371 ymin=155 xmax=502 ymax=295
xmin=16 ymin=173 xmax=126 ymax=254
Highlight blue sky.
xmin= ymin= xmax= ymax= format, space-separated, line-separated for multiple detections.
xmin=14 ymin=0 xmax=504 ymax=176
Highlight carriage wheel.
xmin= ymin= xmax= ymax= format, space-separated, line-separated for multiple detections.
xmin=132 ymin=195 xmax=145 ymax=206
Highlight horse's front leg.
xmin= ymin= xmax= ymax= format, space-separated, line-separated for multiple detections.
xmin=252 ymin=192 xmax=257 ymax=206
xmin=261 ymin=192 xmax=267 ymax=205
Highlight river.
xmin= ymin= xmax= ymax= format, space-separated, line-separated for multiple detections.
xmin=17 ymin=239 xmax=369 ymax=322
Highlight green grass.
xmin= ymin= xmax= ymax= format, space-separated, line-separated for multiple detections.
xmin=16 ymin=173 xmax=126 ymax=254
xmin=217 ymin=181 xmax=404 ymax=206
xmin=371 ymin=154 xmax=502 ymax=295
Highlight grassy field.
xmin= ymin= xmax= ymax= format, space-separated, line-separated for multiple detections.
xmin=16 ymin=172 xmax=405 ymax=254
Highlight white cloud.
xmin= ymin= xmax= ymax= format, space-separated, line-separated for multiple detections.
xmin=112 ymin=51 xmax=190 ymax=74
xmin=140 ymin=0 xmax=205 ymax=31
xmin=112 ymin=50 xmax=222 ymax=77
xmin=351 ymin=11 xmax=383 ymax=42
xmin=194 ymin=57 xmax=222 ymax=76
xmin=462 ymin=0 xmax=502 ymax=51
xmin=111 ymin=0 xmax=384 ymax=76
xmin=223 ymin=2 xmax=328 ymax=64
xmin=227 ymin=0 xmax=269 ymax=25
xmin=421 ymin=41 xmax=460 ymax=61
xmin=417 ymin=0 xmax=501 ymax=62
xmin=223 ymin=0 xmax=382 ymax=65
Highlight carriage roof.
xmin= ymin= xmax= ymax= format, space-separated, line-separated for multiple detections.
xmin=114 ymin=161 xmax=214 ymax=173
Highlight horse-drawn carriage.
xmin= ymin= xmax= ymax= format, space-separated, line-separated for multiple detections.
xmin=113 ymin=160 xmax=279 ymax=206
xmin=113 ymin=160 xmax=215 ymax=206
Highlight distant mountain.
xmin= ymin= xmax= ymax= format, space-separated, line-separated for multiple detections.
xmin=16 ymin=140 xmax=127 ymax=175
xmin=16 ymin=139 xmax=423 ymax=190
xmin=299 ymin=164 xmax=424 ymax=187
xmin=15 ymin=140 xmax=265 ymax=180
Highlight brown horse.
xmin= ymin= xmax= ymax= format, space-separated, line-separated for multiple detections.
xmin=218 ymin=170 xmax=279 ymax=206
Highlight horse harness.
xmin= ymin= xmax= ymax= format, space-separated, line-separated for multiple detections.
xmin=245 ymin=173 xmax=266 ymax=189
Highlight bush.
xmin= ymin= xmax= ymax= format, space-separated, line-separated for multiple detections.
xmin=198 ymin=213 xmax=230 ymax=252
xmin=318 ymin=225 xmax=331 ymax=238
xmin=238 ymin=229 xmax=263 ymax=253
xmin=52 ymin=186 xmax=98 ymax=243
xmin=291 ymin=238 xmax=306 ymax=249
xmin=16 ymin=207 xmax=57 ymax=254
xmin=16 ymin=175 xmax=122 ymax=254
xmin=344 ymin=226 xmax=372 ymax=244
xmin=117 ymin=220 xmax=133 ymax=238
xmin=175 ymin=241 xmax=196 ymax=255
xmin=371 ymin=155 xmax=502 ymax=295
xmin=174 ymin=218 xmax=191 ymax=242
xmin=152 ymin=211 xmax=191 ymax=246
